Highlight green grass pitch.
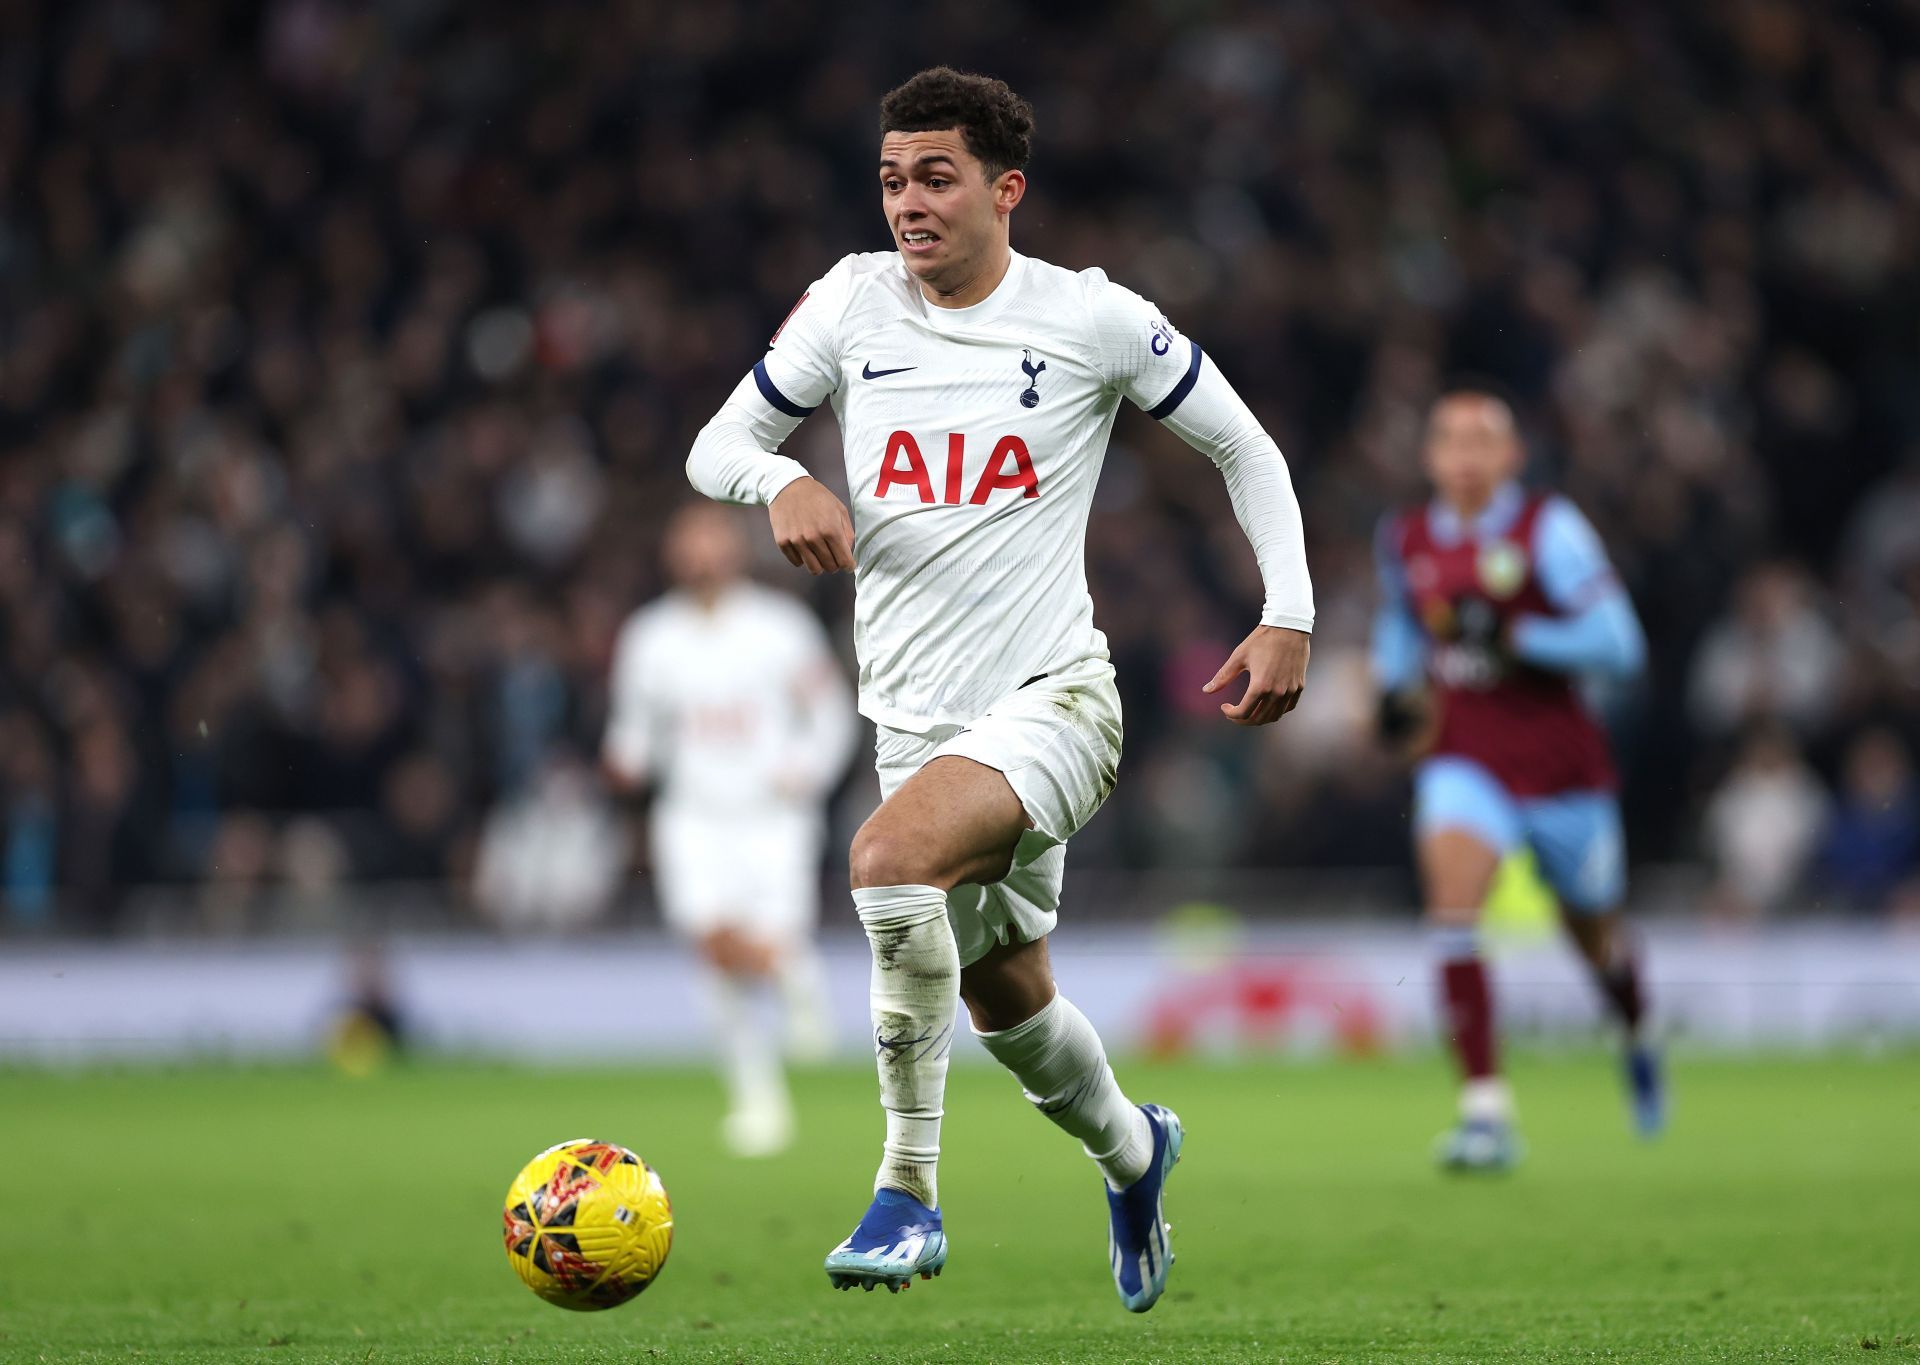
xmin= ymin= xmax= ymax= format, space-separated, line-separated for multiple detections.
xmin=3 ymin=1052 xmax=1916 ymax=1362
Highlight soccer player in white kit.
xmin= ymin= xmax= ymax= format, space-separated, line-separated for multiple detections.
xmin=686 ymin=68 xmax=1315 ymax=1310
xmin=604 ymin=503 xmax=856 ymax=1157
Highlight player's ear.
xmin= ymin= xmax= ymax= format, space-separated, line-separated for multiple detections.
xmin=994 ymin=169 xmax=1026 ymax=216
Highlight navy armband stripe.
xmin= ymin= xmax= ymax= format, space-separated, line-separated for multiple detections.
xmin=1146 ymin=340 xmax=1203 ymax=420
xmin=754 ymin=360 xmax=816 ymax=418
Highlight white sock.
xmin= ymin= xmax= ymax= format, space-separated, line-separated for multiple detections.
xmin=1430 ymin=923 xmax=1480 ymax=961
xmin=706 ymin=968 xmax=787 ymax=1124
xmin=975 ymin=994 xmax=1153 ymax=1191
xmin=1461 ymin=1076 xmax=1514 ymax=1124
xmin=854 ymin=884 xmax=957 ymax=1209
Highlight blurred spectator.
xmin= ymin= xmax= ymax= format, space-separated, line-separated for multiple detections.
xmin=1839 ymin=454 xmax=1920 ymax=606
xmin=0 ymin=712 xmax=60 ymax=927
xmin=1688 ymin=564 xmax=1847 ymax=740
xmin=371 ymin=750 xmax=465 ymax=884
xmin=60 ymin=719 xmax=141 ymax=931
xmin=200 ymin=813 xmax=277 ymax=936
xmin=1701 ymin=727 xmax=1829 ymax=922
xmin=1818 ymin=728 xmax=1920 ymax=916
xmin=472 ymin=758 xmax=626 ymax=931
xmin=326 ymin=941 xmax=409 ymax=1076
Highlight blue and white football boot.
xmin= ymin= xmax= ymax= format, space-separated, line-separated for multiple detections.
xmin=1106 ymin=1103 xmax=1183 ymax=1313
xmin=824 ymin=1188 xmax=947 ymax=1293
xmin=1624 ymin=1040 xmax=1667 ymax=1138
xmin=1434 ymin=1115 xmax=1524 ymax=1173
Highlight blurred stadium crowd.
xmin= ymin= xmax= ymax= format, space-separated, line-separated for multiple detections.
xmin=3 ymin=0 xmax=1918 ymax=931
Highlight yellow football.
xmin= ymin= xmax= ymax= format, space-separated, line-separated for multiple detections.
xmin=501 ymin=1138 xmax=673 ymax=1310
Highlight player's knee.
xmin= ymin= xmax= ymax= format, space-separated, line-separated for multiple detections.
xmin=1418 ymin=833 xmax=1500 ymax=918
xmin=701 ymin=926 xmax=775 ymax=977
xmin=849 ymin=819 xmax=937 ymax=890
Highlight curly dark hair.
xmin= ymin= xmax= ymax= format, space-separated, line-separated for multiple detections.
xmin=879 ymin=67 xmax=1035 ymax=181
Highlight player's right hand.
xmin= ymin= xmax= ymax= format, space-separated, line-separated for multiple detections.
xmin=769 ymin=477 xmax=855 ymax=575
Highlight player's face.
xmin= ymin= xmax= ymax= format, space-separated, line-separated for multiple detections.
xmin=664 ymin=508 xmax=748 ymax=595
xmin=1423 ymin=394 xmax=1522 ymax=514
xmin=879 ymin=129 xmax=1021 ymax=293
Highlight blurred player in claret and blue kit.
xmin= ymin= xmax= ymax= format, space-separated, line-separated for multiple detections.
xmin=685 ymin=66 xmax=1315 ymax=1308
xmin=1373 ymin=389 xmax=1659 ymax=1172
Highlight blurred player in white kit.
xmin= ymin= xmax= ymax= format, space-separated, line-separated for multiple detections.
xmin=604 ymin=502 xmax=857 ymax=1157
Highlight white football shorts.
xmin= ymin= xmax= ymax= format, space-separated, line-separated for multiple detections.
xmin=873 ymin=656 xmax=1124 ymax=967
xmin=648 ymin=804 xmax=824 ymax=942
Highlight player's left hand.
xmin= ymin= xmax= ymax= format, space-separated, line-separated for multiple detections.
xmin=1203 ymin=625 xmax=1310 ymax=726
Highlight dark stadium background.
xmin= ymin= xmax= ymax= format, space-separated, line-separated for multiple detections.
xmin=3 ymin=0 xmax=1919 ymax=934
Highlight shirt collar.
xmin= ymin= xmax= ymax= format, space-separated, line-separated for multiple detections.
xmin=1430 ymin=482 xmax=1524 ymax=545
xmin=911 ymin=250 xmax=1026 ymax=329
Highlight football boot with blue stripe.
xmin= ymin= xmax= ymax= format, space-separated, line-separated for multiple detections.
xmin=824 ymin=1188 xmax=947 ymax=1293
xmin=1106 ymin=1103 xmax=1183 ymax=1313
xmin=1625 ymin=1041 xmax=1667 ymax=1138
xmin=1434 ymin=1115 xmax=1523 ymax=1173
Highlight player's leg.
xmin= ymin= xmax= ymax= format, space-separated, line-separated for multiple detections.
xmin=650 ymin=810 xmax=791 ymax=1157
xmin=826 ymin=752 xmax=1027 ymax=1291
xmin=965 ymin=931 xmax=1179 ymax=1312
xmin=1563 ymin=910 xmax=1664 ymax=1134
xmin=965 ymin=934 xmax=1154 ymax=1192
xmin=829 ymin=661 xmax=1130 ymax=1295
xmin=694 ymin=927 xmax=794 ymax=1157
xmin=766 ymin=815 xmax=834 ymax=1063
xmin=1525 ymin=794 xmax=1664 ymax=1136
xmin=1560 ymin=911 xmax=1648 ymax=1042
xmin=851 ymin=754 xmax=1026 ymax=1199
xmin=775 ymin=934 xmax=834 ymax=1063
xmin=945 ymin=663 xmax=1170 ymax=1311
xmin=1414 ymin=757 xmax=1522 ymax=1170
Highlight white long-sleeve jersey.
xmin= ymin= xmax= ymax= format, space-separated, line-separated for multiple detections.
xmin=687 ymin=249 xmax=1314 ymax=734
xmin=603 ymin=583 xmax=857 ymax=815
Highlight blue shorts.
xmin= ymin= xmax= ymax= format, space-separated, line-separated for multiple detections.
xmin=1414 ymin=756 xmax=1625 ymax=912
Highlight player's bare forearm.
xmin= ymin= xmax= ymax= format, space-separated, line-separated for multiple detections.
xmin=769 ymin=477 xmax=855 ymax=575
xmin=1203 ymin=625 xmax=1310 ymax=726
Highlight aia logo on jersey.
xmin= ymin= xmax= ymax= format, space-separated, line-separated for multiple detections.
xmin=873 ymin=431 xmax=1039 ymax=504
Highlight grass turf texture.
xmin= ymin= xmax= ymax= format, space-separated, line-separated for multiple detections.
xmin=2 ymin=1054 xmax=1916 ymax=1363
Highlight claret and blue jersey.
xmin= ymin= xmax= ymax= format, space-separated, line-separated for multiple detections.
xmin=1372 ymin=481 xmax=1647 ymax=910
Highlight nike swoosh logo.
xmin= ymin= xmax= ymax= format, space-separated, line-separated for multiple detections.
xmin=862 ymin=363 xmax=917 ymax=379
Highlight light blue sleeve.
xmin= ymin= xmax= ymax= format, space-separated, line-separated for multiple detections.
xmin=1370 ymin=517 xmax=1427 ymax=693
xmin=1509 ymin=498 xmax=1646 ymax=679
